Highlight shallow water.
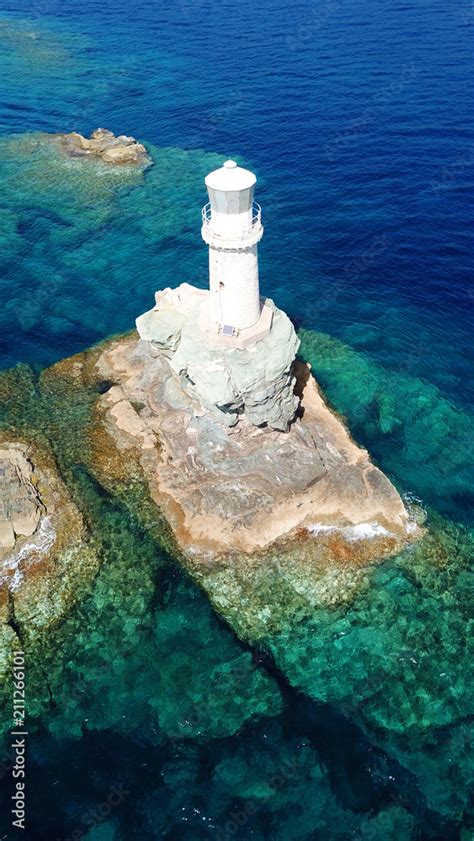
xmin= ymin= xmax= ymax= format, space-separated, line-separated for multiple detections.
xmin=0 ymin=1 xmax=472 ymax=838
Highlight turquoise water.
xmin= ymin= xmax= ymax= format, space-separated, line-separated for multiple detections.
xmin=0 ymin=1 xmax=473 ymax=838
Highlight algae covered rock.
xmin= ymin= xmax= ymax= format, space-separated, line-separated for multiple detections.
xmin=0 ymin=131 xmax=223 ymax=369
xmin=0 ymin=432 xmax=98 ymax=641
xmin=59 ymin=326 xmax=468 ymax=824
xmin=0 ymin=422 xmax=100 ymax=729
xmin=258 ymin=496 xmax=473 ymax=823
xmin=0 ymin=443 xmax=42 ymax=560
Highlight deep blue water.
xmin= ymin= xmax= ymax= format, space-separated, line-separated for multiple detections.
xmin=1 ymin=0 xmax=473 ymax=410
xmin=0 ymin=0 xmax=473 ymax=839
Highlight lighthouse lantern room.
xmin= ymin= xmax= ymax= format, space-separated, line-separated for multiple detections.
xmin=201 ymin=160 xmax=272 ymax=345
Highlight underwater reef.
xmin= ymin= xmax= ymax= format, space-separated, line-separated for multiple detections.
xmin=0 ymin=327 xmax=472 ymax=837
xmin=0 ymin=130 xmax=223 ymax=370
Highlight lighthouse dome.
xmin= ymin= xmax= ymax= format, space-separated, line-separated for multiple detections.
xmin=205 ymin=160 xmax=256 ymax=215
xmin=205 ymin=159 xmax=256 ymax=192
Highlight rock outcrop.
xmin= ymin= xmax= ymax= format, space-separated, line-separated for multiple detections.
xmin=0 ymin=308 xmax=420 ymax=691
xmin=91 ymin=330 xmax=418 ymax=562
xmin=136 ymin=284 xmax=300 ymax=431
xmin=0 ymin=434 xmax=98 ymax=643
xmin=0 ymin=444 xmax=42 ymax=562
xmin=57 ymin=127 xmax=151 ymax=166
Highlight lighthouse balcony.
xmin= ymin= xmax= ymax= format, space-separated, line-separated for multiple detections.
xmin=201 ymin=201 xmax=263 ymax=249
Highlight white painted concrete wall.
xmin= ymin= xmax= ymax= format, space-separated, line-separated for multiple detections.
xmin=208 ymin=245 xmax=261 ymax=330
xmin=209 ymin=207 xmax=253 ymax=239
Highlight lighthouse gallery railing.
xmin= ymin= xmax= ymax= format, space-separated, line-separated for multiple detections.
xmin=201 ymin=201 xmax=262 ymax=238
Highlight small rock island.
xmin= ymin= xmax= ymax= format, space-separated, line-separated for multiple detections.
xmin=57 ymin=127 xmax=152 ymax=166
xmin=0 ymin=151 xmax=420 ymax=676
xmin=97 ymin=159 xmax=416 ymax=560
xmin=0 ymin=433 xmax=97 ymax=652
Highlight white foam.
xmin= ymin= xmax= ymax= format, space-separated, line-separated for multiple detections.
xmin=308 ymin=521 xmax=393 ymax=541
xmin=1 ymin=516 xmax=57 ymax=591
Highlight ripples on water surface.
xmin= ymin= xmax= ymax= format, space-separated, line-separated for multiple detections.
xmin=0 ymin=0 xmax=472 ymax=838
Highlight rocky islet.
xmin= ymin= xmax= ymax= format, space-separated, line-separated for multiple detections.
xmin=56 ymin=127 xmax=152 ymax=166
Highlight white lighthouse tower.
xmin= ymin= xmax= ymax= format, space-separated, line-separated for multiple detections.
xmin=135 ymin=158 xmax=299 ymax=428
xmin=200 ymin=160 xmax=273 ymax=346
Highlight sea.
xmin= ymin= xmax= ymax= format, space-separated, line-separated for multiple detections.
xmin=0 ymin=0 xmax=472 ymax=838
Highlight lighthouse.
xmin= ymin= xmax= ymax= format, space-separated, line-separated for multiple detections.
xmin=135 ymin=158 xmax=299 ymax=428
xmin=201 ymin=160 xmax=273 ymax=345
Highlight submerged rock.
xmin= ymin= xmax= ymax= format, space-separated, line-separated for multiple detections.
xmin=56 ymin=127 xmax=152 ymax=166
xmin=0 ymin=131 xmax=222 ymax=368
